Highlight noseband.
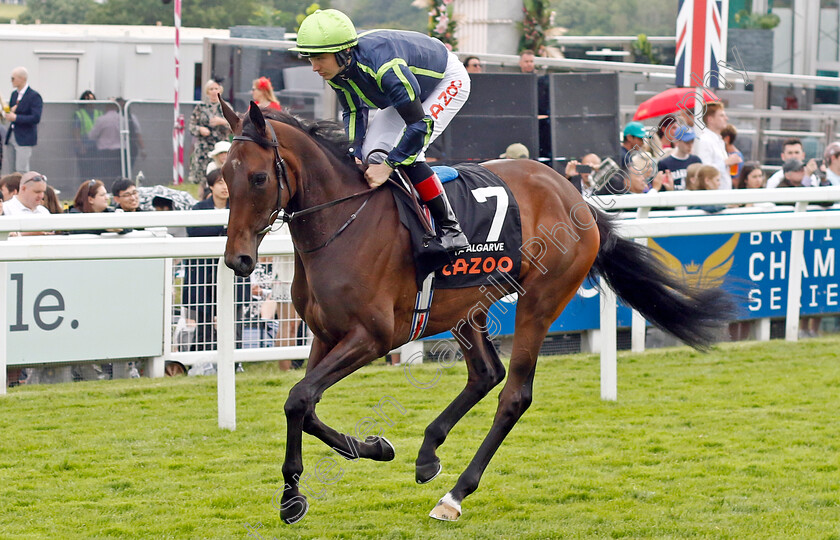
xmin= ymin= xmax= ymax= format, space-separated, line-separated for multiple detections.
xmin=233 ymin=119 xmax=288 ymax=235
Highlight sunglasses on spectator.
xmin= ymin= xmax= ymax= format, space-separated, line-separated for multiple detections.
xmin=24 ymin=174 xmax=47 ymax=184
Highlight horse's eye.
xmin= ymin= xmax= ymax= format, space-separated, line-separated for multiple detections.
xmin=250 ymin=172 xmax=268 ymax=186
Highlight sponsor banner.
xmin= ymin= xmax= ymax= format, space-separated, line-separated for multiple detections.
xmin=425 ymin=229 xmax=840 ymax=339
xmin=5 ymin=260 xmax=166 ymax=365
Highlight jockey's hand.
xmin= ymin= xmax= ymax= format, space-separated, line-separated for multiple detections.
xmin=365 ymin=162 xmax=394 ymax=188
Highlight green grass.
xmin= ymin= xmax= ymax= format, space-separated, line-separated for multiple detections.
xmin=2 ymin=338 xmax=840 ymax=539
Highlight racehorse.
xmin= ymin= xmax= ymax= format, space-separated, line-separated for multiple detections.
xmin=220 ymin=101 xmax=733 ymax=524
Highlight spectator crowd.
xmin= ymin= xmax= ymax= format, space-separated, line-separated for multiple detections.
xmin=2 ymin=71 xmax=303 ymax=386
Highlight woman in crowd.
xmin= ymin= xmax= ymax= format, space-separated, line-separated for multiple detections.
xmin=735 ymin=161 xmax=766 ymax=189
xmin=684 ymin=162 xmax=703 ymax=191
xmin=251 ymin=77 xmax=282 ymax=110
xmin=690 ymin=165 xmax=726 ymax=213
xmin=627 ymin=154 xmax=673 ymax=194
xmin=205 ymin=140 xmax=231 ymax=176
xmin=188 ymin=79 xmax=230 ymax=185
xmin=71 ymin=179 xmax=111 ymax=214
xmin=43 ymin=185 xmax=63 ymax=214
xmin=69 ymin=179 xmax=118 ymax=234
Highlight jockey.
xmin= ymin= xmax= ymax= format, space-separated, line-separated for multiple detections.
xmin=291 ymin=8 xmax=470 ymax=253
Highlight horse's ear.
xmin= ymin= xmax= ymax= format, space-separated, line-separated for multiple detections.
xmin=219 ymin=97 xmax=241 ymax=135
xmin=248 ymin=101 xmax=267 ymax=136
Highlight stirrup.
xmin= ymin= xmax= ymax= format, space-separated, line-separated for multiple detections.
xmin=439 ymin=227 xmax=469 ymax=253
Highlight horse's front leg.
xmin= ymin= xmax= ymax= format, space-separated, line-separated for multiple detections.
xmin=278 ymin=337 xmax=327 ymax=524
xmin=278 ymin=329 xmax=390 ymax=524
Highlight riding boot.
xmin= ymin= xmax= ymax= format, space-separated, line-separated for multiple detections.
xmin=424 ymin=191 xmax=470 ymax=253
xmin=403 ymin=165 xmax=469 ymax=253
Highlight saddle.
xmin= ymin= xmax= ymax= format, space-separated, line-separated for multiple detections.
xmin=391 ymin=163 xmax=523 ymax=290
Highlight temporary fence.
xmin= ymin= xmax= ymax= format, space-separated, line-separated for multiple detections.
xmin=2 ymin=100 xmax=199 ymax=198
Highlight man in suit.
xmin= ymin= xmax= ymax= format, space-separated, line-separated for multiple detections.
xmin=3 ymin=67 xmax=43 ymax=174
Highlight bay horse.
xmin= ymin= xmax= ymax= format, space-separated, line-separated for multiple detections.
xmin=220 ymin=101 xmax=732 ymax=524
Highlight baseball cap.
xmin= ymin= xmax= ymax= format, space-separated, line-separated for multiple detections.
xmin=782 ymin=159 xmax=804 ymax=174
xmin=673 ymin=127 xmax=696 ymax=142
xmin=500 ymin=143 xmax=530 ymax=159
xmin=623 ymin=122 xmax=648 ymax=139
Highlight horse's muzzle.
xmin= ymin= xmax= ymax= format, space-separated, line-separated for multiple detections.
xmin=225 ymin=253 xmax=255 ymax=277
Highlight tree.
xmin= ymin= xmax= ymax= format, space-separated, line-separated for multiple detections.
xmin=551 ymin=0 xmax=677 ymax=37
xmin=18 ymin=0 xmax=97 ymax=24
xmin=519 ymin=0 xmax=553 ymax=53
xmin=348 ymin=0 xmax=426 ymax=32
xmin=86 ymin=0 xmax=259 ymax=28
xmin=20 ymin=0 xmax=277 ymax=28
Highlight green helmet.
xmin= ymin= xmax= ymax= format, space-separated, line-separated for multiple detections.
xmin=291 ymin=9 xmax=358 ymax=55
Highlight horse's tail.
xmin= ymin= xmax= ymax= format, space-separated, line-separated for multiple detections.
xmin=588 ymin=207 xmax=735 ymax=350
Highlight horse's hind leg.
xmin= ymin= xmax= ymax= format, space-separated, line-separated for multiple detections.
xmin=415 ymin=324 xmax=505 ymax=484
xmin=428 ymin=329 xmax=541 ymax=521
xmin=429 ymin=259 xmax=592 ymax=521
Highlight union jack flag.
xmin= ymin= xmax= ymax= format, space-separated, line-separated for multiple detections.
xmin=675 ymin=0 xmax=729 ymax=88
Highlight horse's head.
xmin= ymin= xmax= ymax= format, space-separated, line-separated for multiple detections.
xmin=220 ymin=99 xmax=291 ymax=276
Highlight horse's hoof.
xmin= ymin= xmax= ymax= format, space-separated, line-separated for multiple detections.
xmin=366 ymin=435 xmax=395 ymax=461
xmin=415 ymin=460 xmax=442 ymax=484
xmin=281 ymin=496 xmax=309 ymax=525
xmin=429 ymin=493 xmax=461 ymax=521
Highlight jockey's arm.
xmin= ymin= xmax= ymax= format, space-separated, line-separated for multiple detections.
xmin=384 ymin=98 xmax=433 ymax=169
xmin=331 ymin=81 xmax=368 ymax=158
xmin=377 ymin=63 xmax=433 ymax=168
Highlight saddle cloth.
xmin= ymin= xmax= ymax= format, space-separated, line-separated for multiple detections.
xmin=392 ymin=163 xmax=523 ymax=290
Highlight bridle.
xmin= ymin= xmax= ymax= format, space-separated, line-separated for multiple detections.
xmin=232 ymin=119 xmax=288 ymax=235
xmin=231 ymin=116 xmax=376 ymax=252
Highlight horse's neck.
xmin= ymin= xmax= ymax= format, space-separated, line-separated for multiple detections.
xmin=288 ymin=145 xmax=369 ymax=244
xmin=293 ymin=149 xmax=365 ymax=210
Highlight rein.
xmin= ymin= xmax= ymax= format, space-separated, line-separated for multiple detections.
xmin=233 ymin=118 xmax=378 ymax=253
xmin=233 ymin=124 xmax=433 ymax=254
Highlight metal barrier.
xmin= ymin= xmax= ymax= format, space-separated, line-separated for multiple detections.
xmin=124 ymin=100 xmax=198 ymax=186
xmin=3 ymin=100 xmax=198 ymax=198
xmin=0 ymin=212 xmax=310 ymax=426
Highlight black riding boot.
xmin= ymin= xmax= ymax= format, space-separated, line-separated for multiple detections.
xmin=424 ymin=191 xmax=469 ymax=253
xmin=403 ymin=163 xmax=469 ymax=253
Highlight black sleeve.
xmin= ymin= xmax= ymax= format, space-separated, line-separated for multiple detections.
xmin=395 ymin=99 xmax=425 ymax=125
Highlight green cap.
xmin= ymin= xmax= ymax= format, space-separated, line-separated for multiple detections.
xmin=623 ymin=121 xmax=649 ymax=139
xmin=291 ymin=9 xmax=358 ymax=55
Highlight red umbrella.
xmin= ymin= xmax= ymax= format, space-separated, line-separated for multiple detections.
xmin=633 ymin=87 xmax=721 ymax=121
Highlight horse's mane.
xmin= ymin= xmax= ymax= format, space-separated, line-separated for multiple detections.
xmin=242 ymin=110 xmax=357 ymax=168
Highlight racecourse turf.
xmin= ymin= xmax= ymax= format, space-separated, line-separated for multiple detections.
xmin=1 ymin=337 xmax=839 ymax=539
